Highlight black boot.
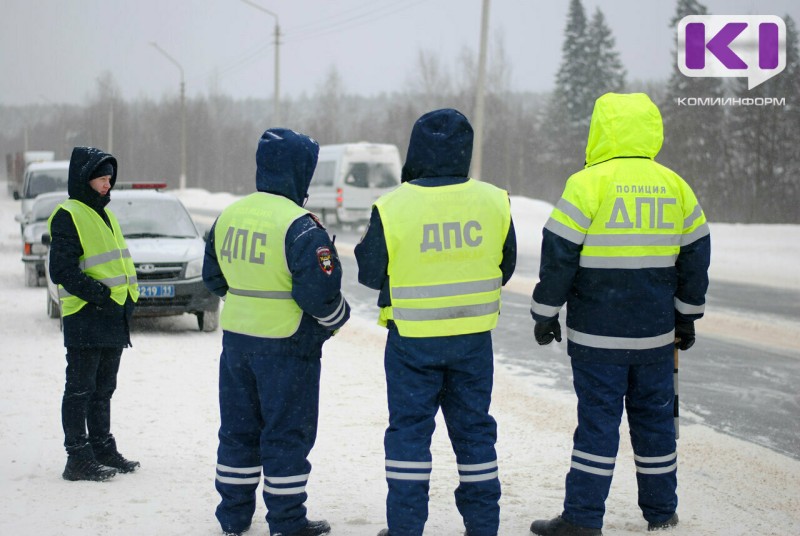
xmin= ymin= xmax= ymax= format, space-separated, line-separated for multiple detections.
xmin=530 ymin=516 xmax=601 ymax=536
xmin=95 ymin=449 xmax=140 ymax=473
xmin=376 ymin=530 xmax=390 ymax=536
xmin=647 ymin=513 xmax=679 ymax=531
xmin=62 ymin=457 xmax=117 ymax=482
xmin=223 ymin=528 xmax=249 ymax=536
xmin=93 ymin=436 xmax=140 ymax=473
xmin=275 ymin=519 xmax=331 ymax=536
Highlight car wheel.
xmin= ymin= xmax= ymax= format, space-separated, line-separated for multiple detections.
xmin=24 ymin=264 xmax=38 ymax=287
xmin=47 ymin=293 xmax=60 ymax=319
xmin=197 ymin=309 xmax=219 ymax=332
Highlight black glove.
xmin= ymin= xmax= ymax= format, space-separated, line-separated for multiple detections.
xmin=675 ymin=321 xmax=695 ymax=351
xmin=94 ymin=292 xmax=121 ymax=314
xmin=534 ymin=317 xmax=562 ymax=345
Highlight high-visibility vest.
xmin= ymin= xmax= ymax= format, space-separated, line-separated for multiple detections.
xmin=214 ymin=192 xmax=309 ymax=338
xmin=546 ymin=168 xmax=708 ymax=270
xmin=545 ymin=92 xmax=710 ymax=270
xmin=375 ymin=179 xmax=510 ymax=337
xmin=49 ymin=199 xmax=139 ymax=317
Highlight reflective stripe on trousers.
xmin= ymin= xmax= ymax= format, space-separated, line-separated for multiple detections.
xmin=563 ymin=358 xmax=676 ymax=529
xmin=214 ymin=343 xmax=321 ymax=535
xmin=383 ymin=329 xmax=500 ymax=536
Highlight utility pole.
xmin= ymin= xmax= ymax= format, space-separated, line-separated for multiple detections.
xmin=241 ymin=0 xmax=281 ymax=125
xmin=471 ymin=0 xmax=490 ymax=180
xmin=150 ymin=42 xmax=187 ymax=190
xmin=95 ymin=88 xmax=114 ymax=153
xmin=107 ymin=103 xmax=114 ymax=153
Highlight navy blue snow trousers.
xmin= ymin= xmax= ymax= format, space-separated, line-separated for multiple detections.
xmin=214 ymin=343 xmax=321 ymax=535
xmin=383 ymin=328 xmax=501 ymax=536
xmin=562 ymin=358 xmax=677 ymax=530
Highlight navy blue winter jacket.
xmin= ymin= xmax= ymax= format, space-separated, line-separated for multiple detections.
xmin=203 ymin=128 xmax=350 ymax=357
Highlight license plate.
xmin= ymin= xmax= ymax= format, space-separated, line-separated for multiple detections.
xmin=138 ymin=284 xmax=175 ymax=298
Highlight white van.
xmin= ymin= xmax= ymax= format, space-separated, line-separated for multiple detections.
xmin=306 ymin=143 xmax=401 ymax=225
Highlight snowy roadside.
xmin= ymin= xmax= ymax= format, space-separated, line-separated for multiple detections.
xmin=2 ymin=187 xmax=798 ymax=535
xmin=312 ymin=316 xmax=800 ymax=535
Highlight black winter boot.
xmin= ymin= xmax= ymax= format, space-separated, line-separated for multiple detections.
xmin=647 ymin=513 xmax=679 ymax=531
xmin=221 ymin=524 xmax=250 ymax=536
xmin=62 ymin=457 xmax=117 ymax=481
xmin=377 ymin=530 xmax=390 ymax=536
xmin=530 ymin=516 xmax=602 ymax=536
xmin=223 ymin=528 xmax=249 ymax=536
xmin=273 ymin=519 xmax=331 ymax=536
xmin=93 ymin=435 xmax=140 ymax=473
xmin=95 ymin=449 xmax=140 ymax=473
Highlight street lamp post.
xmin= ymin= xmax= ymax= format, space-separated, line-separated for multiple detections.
xmin=241 ymin=0 xmax=281 ymax=125
xmin=150 ymin=42 xmax=187 ymax=190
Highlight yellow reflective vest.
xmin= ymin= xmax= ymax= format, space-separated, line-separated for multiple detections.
xmin=375 ymin=179 xmax=511 ymax=337
xmin=49 ymin=199 xmax=139 ymax=317
xmin=545 ymin=93 xmax=709 ymax=270
xmin=214 ymin=192 xmax=308 ymax=338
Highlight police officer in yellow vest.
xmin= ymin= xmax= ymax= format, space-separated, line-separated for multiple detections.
xmin=528 ymin=93 xmax=710 ymax=536
xmin=203 ymin=128 xmax=350 ymax=536
xmin=48 ymin=146 xmax=140 ymax=482
xmin=355 ymin=109 xmax=517 ymax=536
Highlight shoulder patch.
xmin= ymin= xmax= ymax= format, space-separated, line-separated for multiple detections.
xmin=316 ymin=246 xmax=334 ymax=275
xmin=309 ymin=212 xmax=326 ymax=230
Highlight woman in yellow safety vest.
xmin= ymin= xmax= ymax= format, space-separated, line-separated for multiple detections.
xmin=48 ymin=146 xmax=140 ymax=482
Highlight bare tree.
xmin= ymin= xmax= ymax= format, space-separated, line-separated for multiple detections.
xmin=405 ymin=49 xmax=453 ymax=110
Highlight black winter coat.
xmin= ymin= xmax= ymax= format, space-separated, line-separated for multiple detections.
xmin=48 ymin=147 xmax=134 ymax=348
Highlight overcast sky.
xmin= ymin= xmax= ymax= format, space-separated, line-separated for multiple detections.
xmin=1 ymin=0 xmax=798 ymax=106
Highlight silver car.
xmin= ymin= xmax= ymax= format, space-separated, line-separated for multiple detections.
xmin=17 ymin=190 xmax=68 ymax=287
xmin=45 ymin=186 xmax=220 ymax=331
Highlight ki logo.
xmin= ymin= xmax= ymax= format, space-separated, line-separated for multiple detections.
xmin=677 ymin=15 xmax=786 ymax=89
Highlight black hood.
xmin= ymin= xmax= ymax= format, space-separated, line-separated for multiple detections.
xmin=68 ymin=146 xmax=117 ymax=209
xmin=401 ymin=108 xmax=473 ymax=182
xmin=255 ymin=128 xmax=320 ymax=206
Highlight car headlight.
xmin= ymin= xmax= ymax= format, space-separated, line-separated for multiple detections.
xmin=185 ymin=258 xmax=203 ymax=279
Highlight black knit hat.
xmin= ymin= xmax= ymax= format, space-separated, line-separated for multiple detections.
xmin=89 ymin=161 xmax=114 ymax=180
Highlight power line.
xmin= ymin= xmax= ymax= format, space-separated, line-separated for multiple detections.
xmin=285 ymin=0 xmax=428 ymax=41
xmin=202 ymin=0 xmax=431 ymax=85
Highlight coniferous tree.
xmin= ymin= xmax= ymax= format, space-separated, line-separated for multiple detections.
xmin=586 ymin=8 xmax=627 ymax=96
xmin=552 ymin=0 xmax=594 ymax=127
xmin=539 ymin=0 xmax=592 ymax=199
xmin=659 ymin=0 xmax=727 ymax=221
xmin=541 ymin=0 xmax=628 ymax=202
xmin=726 ymin=15 xmax=800 ymax=222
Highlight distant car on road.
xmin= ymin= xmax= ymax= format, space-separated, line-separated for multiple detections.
xmin=45 ymin=184 xmax=220 ymax=331
xmin=15 ymin=160 xmax=70 ymax=222
xmin=18 ymin=190 xmax=68 ymax=287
